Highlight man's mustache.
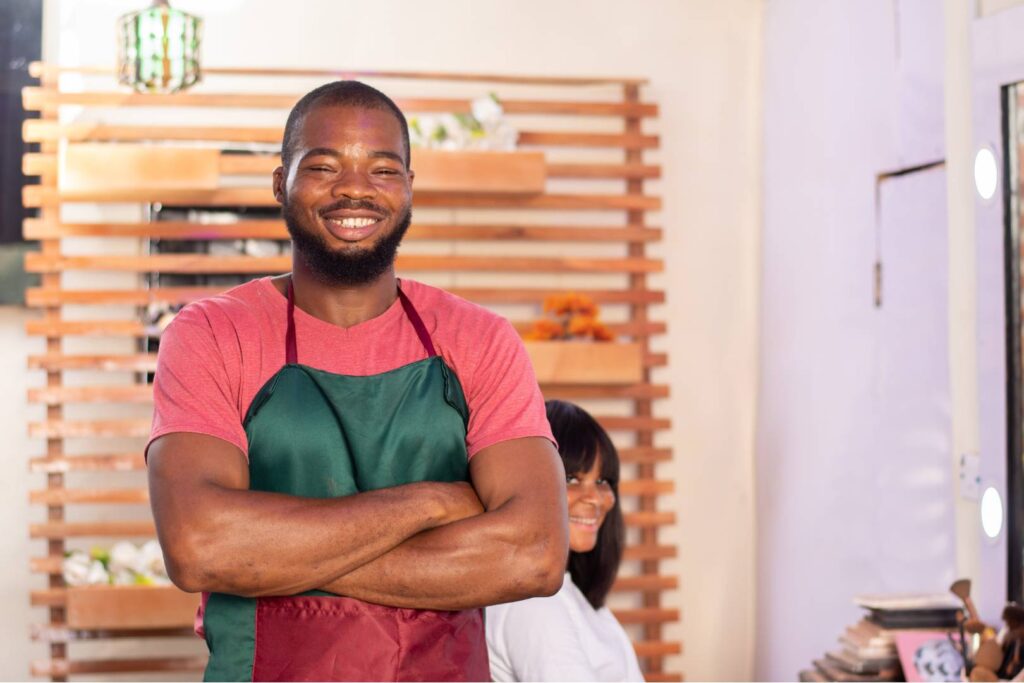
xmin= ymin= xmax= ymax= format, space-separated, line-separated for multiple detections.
xmin=317 ymin=199 xmax=389 ymax=217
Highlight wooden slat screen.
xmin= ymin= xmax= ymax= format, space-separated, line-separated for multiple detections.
xmin=22 ymin=62 xmax=679 ymax=681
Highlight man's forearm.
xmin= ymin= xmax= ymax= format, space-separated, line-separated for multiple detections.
xmin=155 ymin=480 xmax=478 ymax=598
xmin=320 ymin=499 xmax=566 ymax=610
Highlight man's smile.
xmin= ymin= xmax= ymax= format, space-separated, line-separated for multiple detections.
xmin=319 ymin=210 xmax=387 ymax=242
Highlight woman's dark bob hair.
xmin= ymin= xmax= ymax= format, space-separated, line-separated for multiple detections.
xmin=546 ymin=399 xmax=624 ymax=610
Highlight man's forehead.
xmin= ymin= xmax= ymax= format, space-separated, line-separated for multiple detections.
xmin=296 ymin=104 xmax=403 ymax=144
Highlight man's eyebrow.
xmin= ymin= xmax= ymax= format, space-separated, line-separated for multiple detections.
xmin=297 ymin=148 xmax=404 ymax=164
xmin=298 ymin=147 xmax=340 ymax=162
xmin=369 ymin=150 xmax=405 ymax=163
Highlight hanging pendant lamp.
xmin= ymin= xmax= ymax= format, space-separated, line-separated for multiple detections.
xmin=117 ymin=0 xmax=202 ymax=93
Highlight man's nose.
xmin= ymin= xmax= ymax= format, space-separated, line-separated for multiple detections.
xmin=331 ymin=168 xmax=376 ymax=199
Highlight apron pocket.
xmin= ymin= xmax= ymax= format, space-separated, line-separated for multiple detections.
xmin=252 ymin=596 xmax=487 ymax=682
xmin=254 ymin=596 xmax=399 ymax=681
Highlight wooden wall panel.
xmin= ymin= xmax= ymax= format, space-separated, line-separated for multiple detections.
xmin=21 ymin=62 xmax=679 ymax=681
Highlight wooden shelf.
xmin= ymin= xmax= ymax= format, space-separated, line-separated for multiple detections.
xmin=527 ymin=341 xmax=644 ymax=385
xmin=65 ymin=585 xmax=198 ymax=630
xmin=58 ymin=144 xmax=546 ymax=196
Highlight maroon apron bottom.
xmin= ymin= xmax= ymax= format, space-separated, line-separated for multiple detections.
xmin=252 ymin=595 xmax=489 ymax=682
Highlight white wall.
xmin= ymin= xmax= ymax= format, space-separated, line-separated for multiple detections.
xmin=757 ymin=0 xmax=959 ymax=679
xmin=0 ymin=1 xmax=765 ymax=680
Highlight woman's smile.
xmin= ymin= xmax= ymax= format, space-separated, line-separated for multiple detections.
xmin=566 ymin=454 xmax=616 ymax=553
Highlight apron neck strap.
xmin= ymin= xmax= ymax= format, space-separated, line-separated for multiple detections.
xmin=286 ymin=279 xmax=298 ymax=364
xmin=397 ymin=280 xmax=437 ymax=357
xmin=284 ymin=278 xmax=437 ymax=364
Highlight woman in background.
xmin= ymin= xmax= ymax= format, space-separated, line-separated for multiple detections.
xmin=486 ymin=400 xmax=644 ymax=682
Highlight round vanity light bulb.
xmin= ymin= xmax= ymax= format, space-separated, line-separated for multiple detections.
xmin=981 ymin=486 xmax=1004 ymax=539
xmin=975 ymin=147 xmax=998 ymax=201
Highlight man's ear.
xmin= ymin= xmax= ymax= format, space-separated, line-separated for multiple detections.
xmin=272 ymin=166 xmax=286 ymax=204
xmin=407 ymin=168 xmax=415 ymax=187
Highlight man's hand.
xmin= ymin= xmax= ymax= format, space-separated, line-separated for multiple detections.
xmin=148 ymin=432 xmax=483 ymax=597
xmin=320 ymin=436 xmax=569 ymax=610
xmin=444 ymin=482 xmax=486 ymax=522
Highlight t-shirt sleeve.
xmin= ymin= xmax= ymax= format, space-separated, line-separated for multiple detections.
xmin=463 ymin=317 xmax=554 ymax=458
xmin=146 ymin=304 xmax=248 ymax=460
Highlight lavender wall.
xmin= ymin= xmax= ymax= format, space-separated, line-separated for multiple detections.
xmin=757 ymin=1 xmax=956 ymax=679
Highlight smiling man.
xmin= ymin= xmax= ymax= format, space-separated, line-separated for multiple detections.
xmin=146 ymin=81 xmax=569 ymax=682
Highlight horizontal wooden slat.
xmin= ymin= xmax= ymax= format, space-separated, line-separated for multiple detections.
xmin=24 ymin=217 xmax=662 ymax=243
xmin=29 ymin=385 xmax=152 ymax=405
xmin=25 ymin=285 xmax=665 ymax=307
xmin=28 ymin=383 xmax=669 ymax=405
xmin=416 ymin=192 xmax=661 ymax=210
xmin=24 ymin=120 xmax=659 ymax=150
xmin=547 ymin=162 xmax=661 ymax=179
xmin=25 ymin=253 xmax=661 ymax=275
xmin=30 ymin=557 xmax=64 ymax=574
xmin=647 ymin=352 xmax=671 ymax=368
xmin=26 ymin=320 xmax=147 ymax=337
xmin=30 ymin=520 xmax=155 ymax=540
xmin=30 ymin=589 xmax=64 ymax=607
xmin=634 ymin=641 xmax=683 ymax=657
xmin=28 ymin=354 xmax=157 ymax=372
xmin=31 ymin=622 xmax=194 ymax=642
xmin=618 ymin=447 xmax=673 ymax=463
xmin=623 ymin=544 xmax=678 ymax=561
xmin=25 ymin=318 xmax=666 ymax=339
xmin=518 ymin=131 xmax=659 ymax=149
xmin=612 ymin=607 xmax=679 ymax=625
xmin=645 ymin=672 xmax=684 ymax=682
xmin=30 ymin=453 xmax=145 ymax=473
xmin=619 ymin=479 xmax=675 ymax=495
xmin=27 ymin=416 xmax=668 ymax=442
xmin=28 ymin=419 xmax=150 ymax=439
xmin=622 ymin=511 xmax=676 ymax=527
xmin=26 ymin=287 xmax=222 ymax=307
xmin=216 ymin=155 xmax=661 ymax=179
xmin=27 ymin=489 xmax=675 ymax=515
xmin=519 ymin=320 xmax=667 ymax=337
xmin=28 ymin=450 xmax=670 ymax=472
xmin=30 ymin=488 xmax=148 ymax=505
xmin=613 ymin=575 xmax=679 ymax=592
xmin=31 ymin=656 xmax=205 ymax=677
xmin=22 ymin=87 xmax=659 ymax=117
xmin=596 ymin=416 xmax=672 ymax=432
xmin=24 ymin=184 xmax=660 ymax=211
xmin=21 ymin=152 xmax=55 ymax=177
xmin=543 ymin=383 xmax=669 ymax=400
xmin=29 ymin=61 xmax=649 ymax=86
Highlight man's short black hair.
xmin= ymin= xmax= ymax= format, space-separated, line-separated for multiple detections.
xmin=281 ymin=80 xmax=411 ymax=171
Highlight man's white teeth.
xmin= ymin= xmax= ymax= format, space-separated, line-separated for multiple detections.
xmin=329 ymin=217 xmax=378 ymax=228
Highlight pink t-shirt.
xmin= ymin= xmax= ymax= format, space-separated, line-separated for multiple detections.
xmin=148 ymin=277 xmax=553 ymax=459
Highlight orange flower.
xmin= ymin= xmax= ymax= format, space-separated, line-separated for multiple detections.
xmin=543 ymin=292 xmax=599 ymax=318
xmin=591 ymin=322 xmax=614 ymax=342
xmin=524 ymin=318 xmax=565 ymax=341
xmin=542 ymin=294 xmax=571 ymax=315
xmin=567 ymin=314 xmax=598 ymax=337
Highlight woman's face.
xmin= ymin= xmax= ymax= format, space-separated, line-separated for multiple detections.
xmin=566 ymin=453 xmax=616 ymax=553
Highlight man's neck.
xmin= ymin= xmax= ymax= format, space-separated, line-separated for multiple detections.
xmin=279 ymin=259 xmax=399 ymax=329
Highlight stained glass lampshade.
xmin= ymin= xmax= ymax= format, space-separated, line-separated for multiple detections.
xmin=117 ymin=0 xmax=201 ymax=93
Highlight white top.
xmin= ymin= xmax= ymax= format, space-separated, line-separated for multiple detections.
xmin=485 ymin=573 xmax=645 ymax=682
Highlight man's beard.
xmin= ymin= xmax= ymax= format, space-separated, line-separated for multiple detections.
xmin=283 ymin=199 xmax=412 ymax=286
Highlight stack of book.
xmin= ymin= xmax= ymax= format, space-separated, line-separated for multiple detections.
xmin=799 ymin=594 xmax=962 ymax=682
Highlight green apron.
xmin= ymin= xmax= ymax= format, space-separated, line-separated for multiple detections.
xmin=200 ymin=279 xmax=489 ymax=681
